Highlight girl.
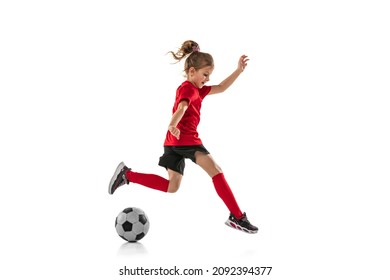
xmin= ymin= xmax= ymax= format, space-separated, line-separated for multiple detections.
xmin=109 ymin=40 xmax=258 ymax=234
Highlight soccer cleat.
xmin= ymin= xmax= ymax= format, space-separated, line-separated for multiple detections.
xmin=108 ymin=162 xmax=130 ymax=194
xmin=225 ymin=212 xmax=258 ymax=234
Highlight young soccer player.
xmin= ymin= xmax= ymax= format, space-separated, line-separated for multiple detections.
xmin=109 ymin=40 xmax=258 ymax=234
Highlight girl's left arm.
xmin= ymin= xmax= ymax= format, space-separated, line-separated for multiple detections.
xmin=209 ymin=55 xmax=249 ymax=95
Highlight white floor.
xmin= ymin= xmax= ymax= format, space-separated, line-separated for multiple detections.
xmin=1 ymin=1 xmax=389 ymax=279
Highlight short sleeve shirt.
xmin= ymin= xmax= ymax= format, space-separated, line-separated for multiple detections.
xmin=164 ymin=81 xmax=211 ymax=146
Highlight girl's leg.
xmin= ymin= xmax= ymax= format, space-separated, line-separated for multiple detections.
xmin=125 ymin=168 xmax=182 ymax=193
xmin=167 ymin=169 xmax=183 ymax=193
xmin=195 ymin=152 xmax=243 ymax=218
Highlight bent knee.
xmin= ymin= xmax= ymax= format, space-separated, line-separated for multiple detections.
xmin=167 ymin=181 xmax=181 ymax=193
xmin=167 ymin=169 xmax=183 ymax=193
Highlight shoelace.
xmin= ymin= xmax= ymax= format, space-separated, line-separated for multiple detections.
xmin=239 ymin=213 xmax=248 ymax=222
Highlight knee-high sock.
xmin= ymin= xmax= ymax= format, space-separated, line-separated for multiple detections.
xmin=212 ymin=173 xmax=243 ymax=218
xmin=125 ymin=170 xmax=169 ymax=192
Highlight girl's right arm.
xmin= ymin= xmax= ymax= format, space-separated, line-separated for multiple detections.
xmin=168 ymin=100 xmax=189 ymax=140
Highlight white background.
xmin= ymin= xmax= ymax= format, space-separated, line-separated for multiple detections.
xmin=1 ymin=0 xmax=389 ymax=279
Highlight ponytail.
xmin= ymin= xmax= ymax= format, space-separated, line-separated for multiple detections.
xmin=168 ymin=40 xmax=214 ymax=76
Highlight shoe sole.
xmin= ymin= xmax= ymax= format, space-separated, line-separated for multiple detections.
xmin=108 ymin=162 xmax=125 ymax=194
xmin=225 ymin=220 xmax=258 ymax=234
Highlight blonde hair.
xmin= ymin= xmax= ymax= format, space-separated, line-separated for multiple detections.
xmin=168 ymin=40 xmax=214 ymax=76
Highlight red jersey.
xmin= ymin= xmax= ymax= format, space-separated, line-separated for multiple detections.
xmin=164 ymin=81 xmax=211 ymax=146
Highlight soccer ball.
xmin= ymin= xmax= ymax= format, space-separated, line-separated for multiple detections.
xmin=115 ymin=207 xmax=150 ymax=242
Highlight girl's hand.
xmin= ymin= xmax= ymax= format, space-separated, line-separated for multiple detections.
xmin=238 ymin=55 xmax=249 ymax=72
xmin=168 ymin=125 xmax=180 ymax=140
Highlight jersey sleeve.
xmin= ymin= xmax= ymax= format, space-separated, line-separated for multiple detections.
xmin=177 ymin=83 xmax=197 ymax=104
xmin=199 ymin=85 xmax=211 ymax=99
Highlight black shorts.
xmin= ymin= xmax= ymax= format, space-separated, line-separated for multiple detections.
xmin=158 ymin=145 xmax=210 ymax=175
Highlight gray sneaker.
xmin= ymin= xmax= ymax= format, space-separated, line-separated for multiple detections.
xmin=108 ymin=162 xmax=130 ymax=194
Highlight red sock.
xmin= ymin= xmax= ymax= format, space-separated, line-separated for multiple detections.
xmin=125 ymin=170 xmax=169 ymax=192
xmin=212 ymin=173 xmax=243 ymax=218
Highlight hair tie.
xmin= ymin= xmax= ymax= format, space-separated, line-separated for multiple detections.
xmin=192 ymin=46 xmax=200 ymax=52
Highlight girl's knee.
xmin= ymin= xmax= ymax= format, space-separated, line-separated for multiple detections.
xmin=167 ymin=170 xmax=183 ymax=193
xmin=168 ymin=181 xmax=180 ymax=193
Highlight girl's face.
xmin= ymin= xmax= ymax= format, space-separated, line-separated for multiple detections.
xmin=188 ymin=66 xmax=214 ymax=89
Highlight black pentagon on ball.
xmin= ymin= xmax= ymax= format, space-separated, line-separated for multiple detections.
xmin=138 ymin=214 xmax=148 ymax=225
xmin=136 ymin=232 xmax=145 ymax=240
xmin=122 ymin=221 xmax=133 ymax=231
xmin=122 ymin=207 xmax=134 ymax=214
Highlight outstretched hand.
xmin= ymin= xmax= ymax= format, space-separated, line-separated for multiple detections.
xmin=238 ymin=55 xmax=249 ymax=72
